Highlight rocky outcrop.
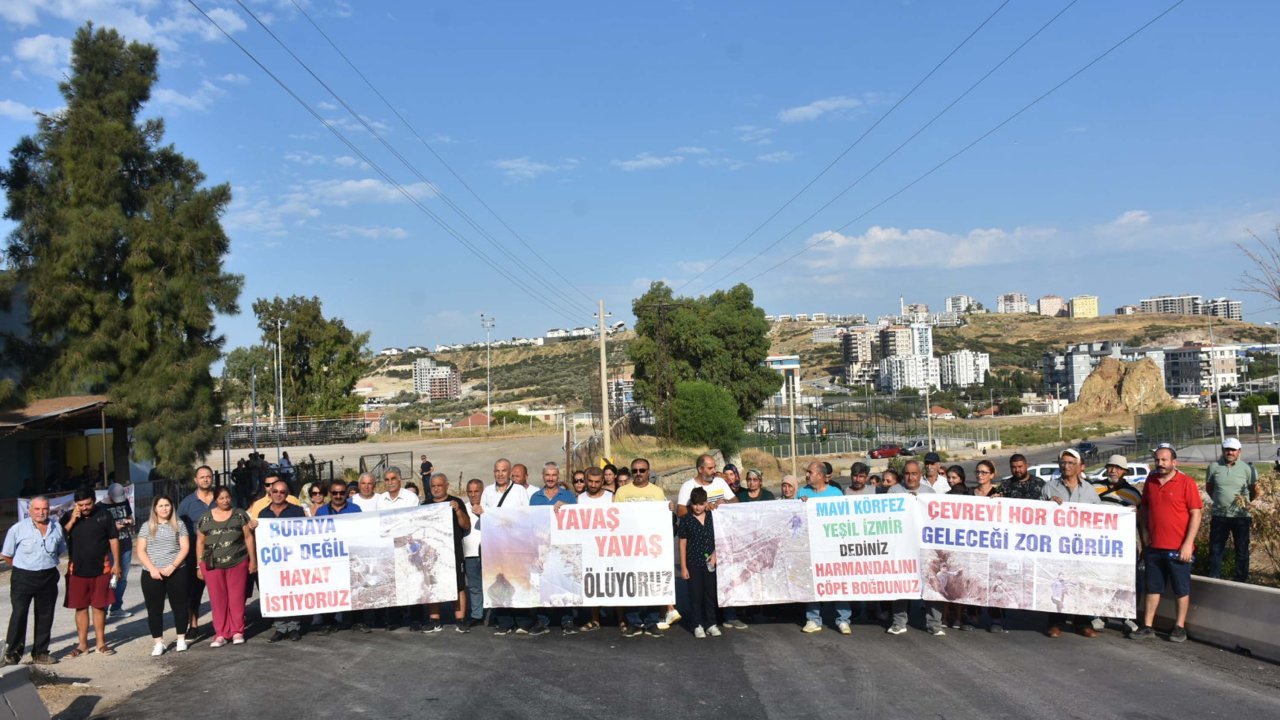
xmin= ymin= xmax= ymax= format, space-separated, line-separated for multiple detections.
xmin=1065 ymin=357 xmax=1176 ymax=418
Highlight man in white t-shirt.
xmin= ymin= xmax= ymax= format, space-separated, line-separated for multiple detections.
xmin=377 ymin=467 xmax=419 ymax=510
xmin=350 ymin=472 xmax=380 ymax=511
xmin=577 ymin=467 xmax=614 ymax=505
xmin=676 ymin=454 xmax=736 ymax=517
xmin=478 ymin=458 xmax=531 ymax=635
xmin=462 ymin=479 xmax=485 ymax=628
xmin=923 ymin=453 xmax=950 ymax=494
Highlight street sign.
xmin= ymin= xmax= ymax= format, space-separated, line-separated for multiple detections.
xmin=1225 ymin=413 xmax=1253 ymax=428
xmin=1259 ymin=405 xmax=1280 ymax=417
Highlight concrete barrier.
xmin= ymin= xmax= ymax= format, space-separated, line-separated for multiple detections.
xmin=0 ymin=665 xmax=50 ymax=720
xmin=1155 ymin=575 xmax=1280 ymax=663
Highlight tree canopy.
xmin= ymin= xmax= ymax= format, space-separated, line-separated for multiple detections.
xmin=0 ymin=24 xmax=241 ymax=478
xmin=671 ymin=380 xmax=744 ymax=454
xmin=630 ymin=282 xmax=779 ymax=438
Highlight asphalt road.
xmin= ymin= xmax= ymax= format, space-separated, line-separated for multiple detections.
xmin=113 ymin=609 xmax=1279 ymax=720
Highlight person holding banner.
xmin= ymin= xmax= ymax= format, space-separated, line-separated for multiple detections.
xmin=887 ymin=461 xmax=943 ymax=636
xmin=178 ymin=466 xmax=217 ymax=641
xmin=463 ymin=479 xmax=486 ymax=629
xmin=61 ymin=487 xmax=121 ymax=657
xmin=736 ymin=469 xmax=775 ymax=502
xmin=377 ymin=468 xmax=420 ymax=510
xmin=615 ymin=458 xmax=669 ymax=637
xmin=195 ymin=486 xmax=256 ymax=648
xmin=257 ymin=480 xmax=306 ymax=643
xmin=424 ymin=472 xmax=472 ymax=633
xmin=677 ymin=456 xmax=736 ymax=517
xmin=1133 ymin=445 xmax=1202 ymax=643
xmin=136 ymin=495 xmax=191 ymax=655
xmin=1040 ymin=448 xmax=1102 ymax=639
xmin=970 ymin=460 xmax=1006 ymax=633
xmin=351 ymin=473 xmax=380 ymax=511
xmin=678 ymin=487 xmax=719 ymax=638
xmin=529 ymin=462 xmax=576 ymax=634
xmin=2 ymin=496 xmax=65 ymax=666
xmin=1001 ymin=454 xmax=1044 ymax=500
xmin=846 ymin=464 xmax=874 ymax=496
xmin=479 ymin=459 xmax=532 ymax=636
xmin=798 ymin=462 xmax=853 ymax=635
xmin=779 ymin=475 xmax=799 ymax=499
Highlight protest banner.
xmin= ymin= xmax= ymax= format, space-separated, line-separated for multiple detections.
xmin=916 ymin=495 xmax=1137 ymax=618
xmin=715 ymin=496 xmax=920 ymax=605
xmin=18 ymin=486 xmax=136 ymax=522
xmin=256 ymin=504 xmax=457 ymax=618
xmin=480 ymin=504 xmax=674 ymax=608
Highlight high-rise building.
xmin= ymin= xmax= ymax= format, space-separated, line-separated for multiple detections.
xmin=1037 ymin=295 xmax=1065 ymax=317
xmin=940 ymin=350 xmax=990 ymax=388
xmin=1140 ymin=294 xmax=1201 ymax=315
xmin=996 ymin=292 xmax=1029 ymax=314
xmin=1203 ymin=297 xmax=1243 ymax=322
xmin=945 ymin=295 xmax=975 ymax=314
xmin=1069 ymin=295 xmax=1099 ymax=319
xmin=878 ymin=325 xmax=913 ymax=358
xmin=908 ymin=323 xmax=934 ymax=356
xmin=878 ymin=355 xmax=940 ymax=393
xmin=1163 ymin=343 xmax=1239 ymax=398
xmin=412 ymin=358 xmax=461 ymax=400
xmin=841 ymin=325 xmax=877 ymax=386
xmin=764 ymin=355 xmax=802 ymax=406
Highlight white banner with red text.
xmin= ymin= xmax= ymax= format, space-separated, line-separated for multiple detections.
xmin=480 ymin=504 xmax=675 ymax=608
xmin=256 ymin=504 xmax=458 ymax=618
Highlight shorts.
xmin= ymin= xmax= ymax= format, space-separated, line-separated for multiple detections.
xmin=1143 ymin=549 xmax=1193 ymax=598
xmin=64 ymin=573 xmax=113 ymax=610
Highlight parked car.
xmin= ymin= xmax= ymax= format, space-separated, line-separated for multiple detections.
xmin=1088 ymin=462 xmax=1151 ymax=485
xmin=1025 ymin=464 xmax=1061 ymax=481
xmin=1075 ymin=442 xmax=1100 ymax=461
xmin=869 ymin=443 xmax=903 ymax=459
xmin=902 ymin=439 xmax=928 ymax=456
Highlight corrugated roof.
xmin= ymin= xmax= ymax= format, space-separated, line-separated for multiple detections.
xmin=0 ymin=394 xmax=110 ymax=429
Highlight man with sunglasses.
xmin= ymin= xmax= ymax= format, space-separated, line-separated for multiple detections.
xmin=313 ymin=480 xmax=362 ymax=634
xmin=257 ymin=479 xmax=306 ymax=642
xmin=614 ymin=458 xmax=669 ymax=636
xmin=3 ymin=496 xmax=66 ymax=665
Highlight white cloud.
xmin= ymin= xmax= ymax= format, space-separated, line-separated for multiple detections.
xmin=333 ymin=156 xmax=361 ymax=167
xmin=492 ymin=156 xmax=579 ymax=181
xmin=0 ymin=99 xmax=37 ymax=121
xmin=151 ymin=80 xmax=225 ymax=113
xmin=284 ymin=151 xmax=330 ymax=165
xmin=327 ymin=225 xmax=410 ymax=240
xmin=673 ymin=146 xmax=709 ymax=155
xmin=778 ymin=95 xmax=865 ymax=123
xmin=697 ymin=157 xmax=747 ymax=171
xmin=302 ymin=178 xmax=435 ymax=206
xmin=734 ymin=125 xmax=774 ymax=145
xmin=1 ymin=2 xmax=248 ymax=53
xmin=219 ymin=73 xmax=249 ymax=85
xmin=13 ymin=34 xmax=71 ymax=79
xmin=612 ymin=153 xmax=685 ymax=171
xmin=756 ymin=151 xmax=795 ymax=163
xmin=1112 ymin=209 xmax=1152 ymax=227
xmin=805 ymin=224 xmax=1055 ymax=272
xmin=316 ymin=101 xmax=339 ymax=111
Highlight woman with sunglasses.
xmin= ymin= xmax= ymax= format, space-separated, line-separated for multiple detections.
xmin=570 ymin=472 xmax=587 ymax=497
xmin=967 ymin=460 xmax=1006 ymax=633
xmin=304 ymin=483 xmax=327 ymax=517
xmin=136 ymin=495 xmax=190 ymax=656
xmin=195 ymin=486 xmax=255 ymax=647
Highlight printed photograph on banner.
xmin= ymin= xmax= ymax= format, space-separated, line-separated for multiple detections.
xmin=383 ymin=506 xmax=458 ymax=605
xmin=481 ymin=508 xmax=548 ymax=607
xmin=715 ymin=501 xmax=813 ymax=606
xmin=921 ymin=550 xmax=989 ymax=605
xmin=1033 ymin=558 xmax=1137 ymax=618
xmin=989 ymin=556 xmax=1033 ymax=608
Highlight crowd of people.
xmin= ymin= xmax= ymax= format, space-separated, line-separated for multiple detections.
xmin=0 ymin=439 xmax=1262 ymax=662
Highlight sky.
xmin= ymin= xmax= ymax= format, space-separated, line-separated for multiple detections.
xmin=1 ymin=0 xmax=1278 ymax=354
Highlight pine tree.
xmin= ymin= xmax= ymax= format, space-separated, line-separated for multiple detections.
xmin=0 ymin=24 xmax=242 ymax=479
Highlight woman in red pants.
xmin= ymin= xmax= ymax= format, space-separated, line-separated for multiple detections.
xmin=195 ymin=486 xmax=256 ymax=647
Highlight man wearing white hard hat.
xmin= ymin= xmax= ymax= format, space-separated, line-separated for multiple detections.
xmin=1204 ymin=437 xmax=1260 ymax=582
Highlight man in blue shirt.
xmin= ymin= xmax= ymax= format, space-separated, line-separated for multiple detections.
xmin=314 ymin=480 xmax=362 ymax=516
xmin=2 ymin=497 xmax=66 ymax=665
xmin=798 ymin=462 xmax=852 ymax=636
xmin=258 ymin=479 xmax=308 ymax=643
xmin=177 ymin=465 xmax=216 ymax=640
xmin=528 ymin=462 xmax=577 ymax=635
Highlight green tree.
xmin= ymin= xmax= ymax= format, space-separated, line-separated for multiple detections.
xmin=631 ymin=282 xmax=780 ymax=437
xmin=0 ymin=25 xmax=241 ymax=479
xmin=248 ymin=296 xmax=369 ymax=417
xmin=671 ymin=380 xmax=743 ymax=454
xmin=221 ymin=344 xmax=275 ymax=417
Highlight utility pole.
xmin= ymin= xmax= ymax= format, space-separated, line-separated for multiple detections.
xmin=251 ymin=366 xmax=258 ymax=454
xmin=788 ymin=368 xmax=798 ymax=478
xmin=481 ymin=313 xmax=494 ymax=431
xmin=925 ymin=384 xmax=933 ymax=450
xmin=1208 ymin=318 xmax=1226 ymax=445
xmin=597 ymin=300 xmax=611 ymax=464
xmin=276 ymin=317 xmax=284 ymax=461
xmin=1056 ymin=383 xmax=1063 ymax=440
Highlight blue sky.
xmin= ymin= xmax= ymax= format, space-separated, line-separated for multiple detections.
xmin=2 ymin=0 xmax=1278 ymax=353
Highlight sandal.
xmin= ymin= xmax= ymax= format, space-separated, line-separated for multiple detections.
xmin=580 ymin=621 xmax=601 ymax=632
xmin=95 ymin=645 xmax=116 ymax=656
xmin=68 ymin=647 xmax=88 ymax=659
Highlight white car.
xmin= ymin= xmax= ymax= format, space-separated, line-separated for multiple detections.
xmin=1088 ymin=463 xmax=1151 ymax=485
xmin=1025 ymin=464 xmax=1061 ymax=481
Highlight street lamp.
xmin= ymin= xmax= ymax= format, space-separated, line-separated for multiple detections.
xmin=480 ymin=313 xmax=494 ymax=431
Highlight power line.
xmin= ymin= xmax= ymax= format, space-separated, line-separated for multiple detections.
xmin=675 ymin=0 xmax=1012 ymax=293
xmin=698 ymin=0 xmax=1080 ymax=293
xmin=186 ymin=1 xmax=589 ymax=327
xmin=737 ymin=0 xmax=1188 ymax=285
xmin=229 ymin=0 xmax=593 ymax=323
xmin=286 ymin=0 xmax=595 ymax=306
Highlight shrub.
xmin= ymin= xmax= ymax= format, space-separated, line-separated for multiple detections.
xmin=671 ymin=380 xmax=744 ymax=456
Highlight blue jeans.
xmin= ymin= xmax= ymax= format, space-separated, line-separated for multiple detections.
xmin=464 ymin=556 xmax=484 ymax=621
xmin=536 ymin=608 xmax=577 ymax=627
xmin=624 ymin=608 xmax=660 ymax=628
xmin=111 ymin=549 xmax=132 ymax=611
xmin=805 ymin=601 xmax=851 ymax=624
xmin=1208 ymin=516 xmax=1251 ymax=582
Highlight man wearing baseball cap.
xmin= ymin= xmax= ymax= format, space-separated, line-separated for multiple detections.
xmin=1041 ymin=448 xmax=1101 ymax=638
xmin=1204 ymin=436 xmax=1260 ymax=582
xmin=923 ymin=453 xmax=949 ymax=494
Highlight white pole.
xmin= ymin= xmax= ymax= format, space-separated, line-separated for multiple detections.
xmin=481 ymin=313 xmax=494 ymax=431
xmin=788 ymin=369 xmax=798 ymax=477
xmin=598 ymin=300 xmax=611 ymax=464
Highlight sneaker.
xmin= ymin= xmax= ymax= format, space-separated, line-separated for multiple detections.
xmin=528 ymin=624 xmax=550 ymax=637
xmin=658 ymin=608 xmax=681 ymax=630
xmin=493 ymin=627 xmax=514 ymax=636
xmin=175 ymin=638 xmax=188 ymax=652
xmin=621 ymin=625 xmax=644 ymax=638
xmin=989 ymin=623 xmax=1006 ymax=634
xmin=802 ymin=620 xmax=823 ymax=633
xmin=722 ymin=619 xmax=746 ymax=630
xmin=515 ymin=626 xmax=529 ymax=635
xmin=643 ymin=625 xmax=664 ymax=638
xmin=1169 ymin=626 xmax=1188 ymax=643
xmin=562 ymin=623 xmax=579 ymax=635
xmin=422 ymin=622 xmax=444 ymax=634
xmin=928 ymin=627 xmax=947 ymax=637
xmin=109 ymin=609 xmax=133 ymax=619
xmin=185 ymin=626 xmax=198 ymax=642
xmin=960 ymin=623 xmax=976 ymax=632
xmin=352 ymin=623 xmax=372 ymax=634
xmin=837 ymin=621 xmax=852 ymax=636
xmin=456 ymin=623 xmax=471 ymax=634
xmin=886 ymin=624 xmax=908 ymax=635
xmin=706 ymin=625 xmax=722 ymax=637
xmin=1091 ymin=617 xmax=1106 ymax=632
xmin=288 ymin=630 xmax=301 ymax=642
xmin=1130 ymin=626 xmax=1155 ymax=640
xmin=1 ymin=655 xmax=19 ymax=667
xmin=209 ymin=636 xmax=227 ymax=648
xmin=151 ymin=643 xmax=165 ymax=657
xmin=231 ymin=634 xmax=245 ymax=645
xmin=31 ymin=653 xmax=57 ymax=665
xmin=267 ymin=631 xmax=287 ymax=644
xmin=1123 ymin=619 xmax=1140 ymax=634
xmin=694 ymin=626 xmax=707 ymax=639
